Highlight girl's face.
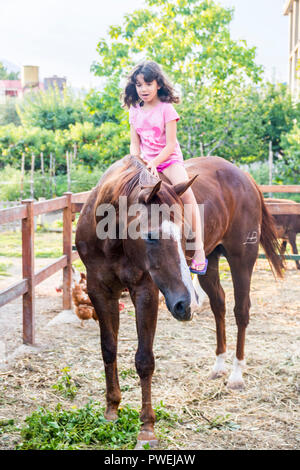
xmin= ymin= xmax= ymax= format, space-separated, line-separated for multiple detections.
xmin=135 ymin=73 xmax=161 ymax=105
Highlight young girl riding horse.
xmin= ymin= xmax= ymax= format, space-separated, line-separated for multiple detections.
xmin=123 ymin=60 xmax=207 ymax=275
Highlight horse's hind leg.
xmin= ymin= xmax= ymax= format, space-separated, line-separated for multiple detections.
xmin=88 ymin=286 xmax=121 ymax=421
xmin=198 ymin=249 xmax=227 ymax=379
xmin=287 ymin=231 xmax=300 ymax=270
xmin=226 ymin=247 xmax=257 ymax=389
xmin=280 ymin=239 xmax=287 ymax=256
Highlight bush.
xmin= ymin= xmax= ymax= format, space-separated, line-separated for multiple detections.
xmin=0 ymin=165 xmax=103 ymax=201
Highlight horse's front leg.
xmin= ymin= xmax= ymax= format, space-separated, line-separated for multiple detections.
xmin=88 ymin=288 xmax=121 ymax=421
xmin=130 ymin=278 xmax=159 ymax=448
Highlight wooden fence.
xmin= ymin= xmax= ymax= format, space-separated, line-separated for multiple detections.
xmin=0 ymin=191 xmax=90 ymax=345
xmin=0 ymin=185 xmax=299 ymax=346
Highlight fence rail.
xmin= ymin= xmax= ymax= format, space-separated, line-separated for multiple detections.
xmin=0 ymin=191 xmax=89 ymax=345
xmin=0 ymin=185 xmax=299 ymax=345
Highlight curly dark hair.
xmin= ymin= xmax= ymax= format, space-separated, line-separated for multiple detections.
xmin=123 ymin=61 xmax=180 ymax=109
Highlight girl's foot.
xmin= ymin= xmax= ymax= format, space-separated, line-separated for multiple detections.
xmin=190 ymin=249 xmax=208 ymax=275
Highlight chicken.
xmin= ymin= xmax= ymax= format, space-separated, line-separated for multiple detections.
xmin=71 ymin=270 xmax=125 ymax=326
xmin=72 ymin=272 xmax=97 ymax=326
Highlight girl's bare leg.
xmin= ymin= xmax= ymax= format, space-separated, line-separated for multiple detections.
xmin=161 ymin=164 xmax=206 ymax=266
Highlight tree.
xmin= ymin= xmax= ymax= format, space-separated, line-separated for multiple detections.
xmin=0 ymin=99 xmax=21 ymax=126
xmin=92 ymin=0 xmax=261 ymax=89
xmin=0 ymin=62 xmax=20 ymax=80
xmin=91 ymin=0 xmax=264 ymax=163
xmin=16 ymin=86 xmax=91 ymax=131
xmin=259 ymin=82 xmax=300 ymax=157
xmin=276 ymin=123 xmax=300 ymax=186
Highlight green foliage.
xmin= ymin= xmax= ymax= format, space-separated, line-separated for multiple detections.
xmin=84 ymin=76 xmax=127 ymax=126
xmin=16 ymin=86 xmax=91 ymax=131
xmin=154 ymin=401 xmax=178 ymax=427
xmin=196 ymin=413 xmax=240 ymax=432
xmin=0 ymin=99 xmax=21 ymax=126
xmin=52 ymin=367 xmax=78 ymax=400
xmin=0 ymin=1 xmax=299 ymax=186
xmin=245 ymin=162 xmax=269 ymax=185
xmin=0 ymin=62 xmax=19 ymax=80
xmin=0 ymin=230 xmax=63 ymax=258
xmin=0 ymin=419 xmax=16 ymax=437
xmin=277 ymin=122 xmax=300 ymax=186
xmin=0 ymin=124 xmax=57 ymax=170
xmin=0 ymin=118 xmax=129 ymax=177
xmin=0 ymin=262 xmax=12 ymax=277
xmin=260 ymin=83 xmax=300 ymax=155
xmin=16 ymin=402 xmax=141 ymax=450
xmin=0 ymin=165 xmax=103 ymax=201
xmin=16 ymin=400 xmax=178 ymax=450
xmin=92 ymin=0 xmax=262 ymax=89
xmin=89 ymin=0 xmax=299 ymax=167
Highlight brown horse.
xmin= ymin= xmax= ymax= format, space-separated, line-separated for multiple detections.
xmin=75 ymin=155 xmax=284 ymax=448
xmin=265 ymin=198 xmax=300 ymax=270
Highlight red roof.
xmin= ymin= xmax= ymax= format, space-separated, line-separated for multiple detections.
xmin=0 ymin=80 xmax=22 ymax=90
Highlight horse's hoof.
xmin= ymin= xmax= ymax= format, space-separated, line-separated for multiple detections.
xmin=227 ymin=379 xmax=245 ymax=390
xmin=209 ymin=370 xmax=227 ymax=380
xmin=104 ymin=410 xmax=118 ymax=421
xmin=134 ymin=439 xmax=159 ymax=450
xmin=135 ymin=430 xmax=158 ymax=449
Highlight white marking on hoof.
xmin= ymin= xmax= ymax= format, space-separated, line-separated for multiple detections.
xmin=228 ymin=357 xmax=246 ymax=390
xmin=209 ymin=353 xmax=227 ymax=379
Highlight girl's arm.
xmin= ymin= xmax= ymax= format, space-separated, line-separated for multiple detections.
xmin=152 ymin=120 xmax=177 ymax=167
xmin=130 ymin=124 xmax=141 ymax=157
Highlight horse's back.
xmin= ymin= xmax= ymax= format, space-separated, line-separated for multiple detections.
xmin=185 ymin=156 xmax=259 ymax=208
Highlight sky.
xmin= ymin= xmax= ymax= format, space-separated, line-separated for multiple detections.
xmin=0 ymin=0 xmax=289 ymax=89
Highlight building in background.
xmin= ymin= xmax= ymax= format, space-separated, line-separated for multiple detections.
xmin=0 ymin=80 xmax=22 ymax=102
xmin=0 ymin=66 xmax=66 ymax=104
xmin=284 ymin=0 xmax=300 ymax=98
xmin=43 ymin=75 xmax=66 ymax=94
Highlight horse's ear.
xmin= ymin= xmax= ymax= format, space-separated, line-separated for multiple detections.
xmin=173 ymin=174 xmax=198 ymax=197
xmin=138 ymin=180 xmax=162 ymax=204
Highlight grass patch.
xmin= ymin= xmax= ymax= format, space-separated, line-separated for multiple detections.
xmin=0 ymin=262 xmax=12 ymax=276
xmin=0 ymin=231 xmax=67 ymax=258
xmin=196 ymin=413 xmax=240 ymax=433
xmin=15 ymin=401 xmax=178 ymax=450
xmin=51 ymin=367 xmax=79 ymax=400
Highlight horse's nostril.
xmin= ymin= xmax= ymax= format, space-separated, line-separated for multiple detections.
xmin=174 ymin=300 xmax=187 ymax=316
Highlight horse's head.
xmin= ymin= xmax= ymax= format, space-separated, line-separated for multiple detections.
xmin=123 ymin=175 xmax=199 ymax=321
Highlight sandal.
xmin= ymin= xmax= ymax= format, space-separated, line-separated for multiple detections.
xmin=189 ymin=258 xmax=208 ymax=275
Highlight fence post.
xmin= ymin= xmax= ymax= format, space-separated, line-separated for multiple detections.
xmin=63 ymin=192 xmax=73 ymax=310
xmin=21 ymin=199 xmax=35 ymax=345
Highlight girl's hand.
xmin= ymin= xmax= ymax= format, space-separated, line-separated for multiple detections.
xmin=145 ymin=160 xmax=159 ymax=178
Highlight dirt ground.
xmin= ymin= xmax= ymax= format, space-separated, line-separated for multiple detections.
xmin=0 ymin=255 xmax=299 ymax=450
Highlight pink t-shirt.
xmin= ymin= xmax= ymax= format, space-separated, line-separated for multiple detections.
xmin=129 ymin=101 xmax=184 ymax=171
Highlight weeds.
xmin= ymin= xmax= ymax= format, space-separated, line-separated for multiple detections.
xmin=15 ymin=401 xmax=177 ymax=450
xmin=52 ymin=367 xmax=78 ymax=400
xmin=196 ymin=413 xmax=240 ymax=432
xmin=119 ymin=368 xmax=136 ymax=380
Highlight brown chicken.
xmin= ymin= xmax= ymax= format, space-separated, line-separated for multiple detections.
xmin=72 ymin=272 xmax=98 ymax=326
xmin=72 ymin=271 xmax=125 ymax=326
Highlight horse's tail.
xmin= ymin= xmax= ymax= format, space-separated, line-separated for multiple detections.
xmin=250 ymin=178 xmax=285 ymax=278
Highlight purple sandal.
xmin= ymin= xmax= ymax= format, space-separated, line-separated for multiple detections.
xmin=190 ymin=258 xmax=208 ymax=275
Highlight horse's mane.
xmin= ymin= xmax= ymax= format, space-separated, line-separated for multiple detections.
xmin=95 ymin=155 xmax=160 ymax=208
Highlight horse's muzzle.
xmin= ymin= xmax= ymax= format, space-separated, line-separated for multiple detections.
xmin=166 ymin=294 xmax=192 ymax=322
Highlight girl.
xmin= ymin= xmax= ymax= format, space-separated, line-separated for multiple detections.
xmin=123 ymin=61 xmax=207 ymax=275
